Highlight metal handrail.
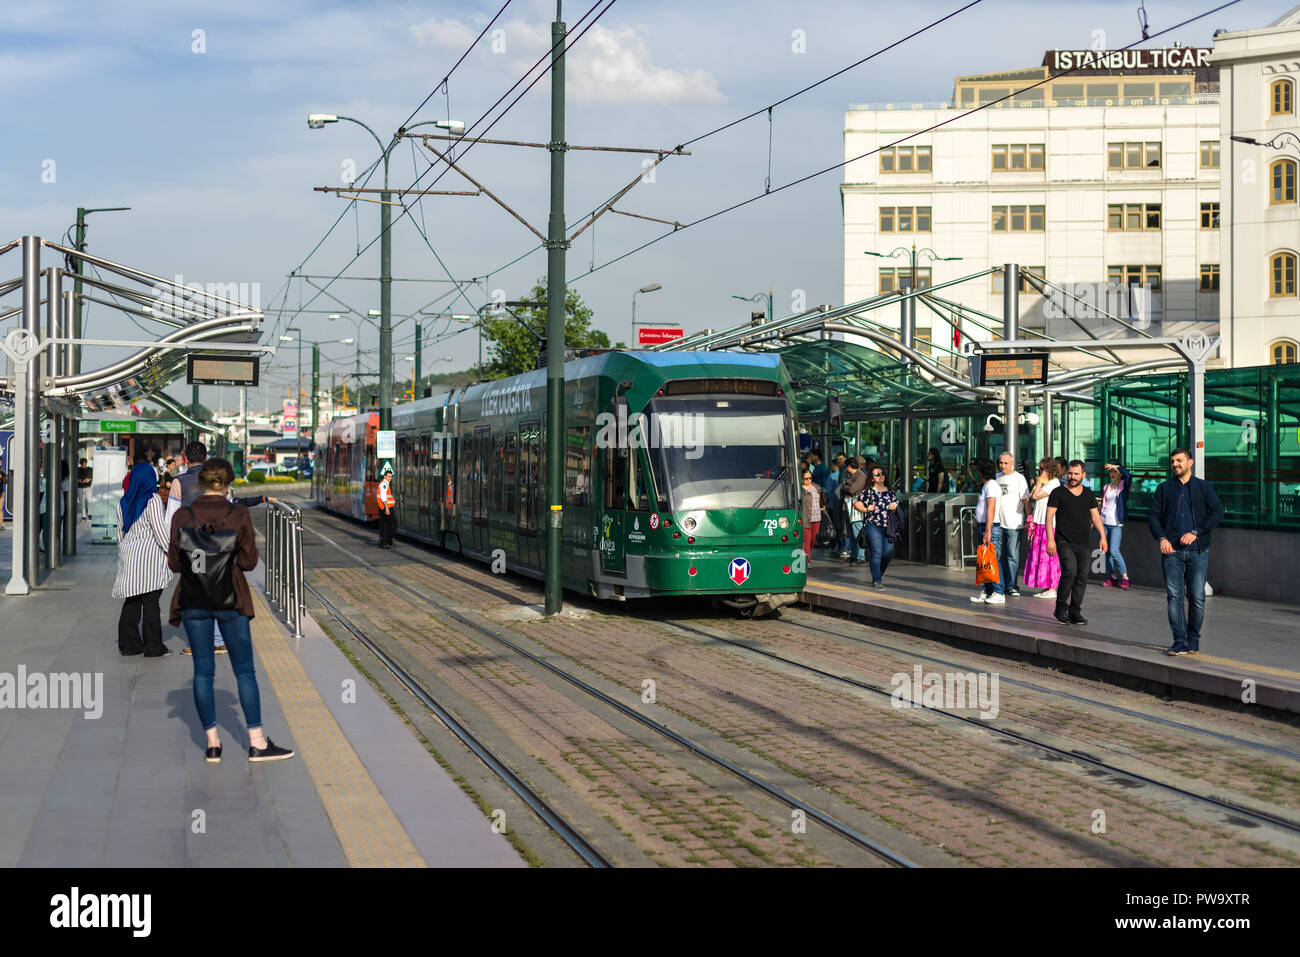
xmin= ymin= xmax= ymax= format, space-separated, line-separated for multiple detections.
xmin=264 ymin=500 xmax=304 ymax=638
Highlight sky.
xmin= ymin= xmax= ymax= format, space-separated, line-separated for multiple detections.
xmin=2 ymin=0 xmax=1294 ymax=413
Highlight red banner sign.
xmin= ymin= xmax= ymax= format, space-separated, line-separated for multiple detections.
xmin=637 ymin=326 xmax=685 ymax=346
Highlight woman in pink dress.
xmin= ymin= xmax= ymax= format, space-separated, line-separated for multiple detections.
xmin=1022 ymin=457 xmax=1063 ymax=597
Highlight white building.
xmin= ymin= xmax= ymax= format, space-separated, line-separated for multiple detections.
xmin=843 ymin=48 xmax=1222 ymax=369
xmin=1212 ymin=7 xmax=1300 ymax=367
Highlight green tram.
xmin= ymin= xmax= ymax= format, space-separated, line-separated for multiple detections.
xmin=316 ymin=351 xmax=806 ymax=614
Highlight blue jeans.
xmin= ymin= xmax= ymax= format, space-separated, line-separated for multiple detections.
xmin=848 ymin=519 xmax=865 ymax=561
xmin=984 ymin=524 xmax=1004 ymax=596
xmin=181 ymin=609 xmax=262 ymax=731
xmin=1161 ymin=548 xmax=1209 ymax=651
xmin=998 ymin=525 xmax=1022 ymax=592
xmin=1104 ymin=524 xmax=1127 ymax=577
xmin=865 ymin=523 xmax=893 ymax=583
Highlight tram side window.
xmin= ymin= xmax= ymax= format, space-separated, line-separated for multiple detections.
xmin=504 ymin=432 xmax=518 ymax=515
xmin=474 ymin=428 xmax=489 ymax=521
xmin=564 ymin=425 xmax=591 ymax=507
xmin=603 ymin=446 xmax=627 ymax=510
xmin=461 ymin=434 xmax=474 ymax=513
xmin=628 ymin=447 xmax=651 ymax=510
xmin=520 ymin=422 xmax=540 ymax=531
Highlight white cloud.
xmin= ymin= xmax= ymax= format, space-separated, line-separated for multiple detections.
xmin=409 ymin=16 xmax=483 ymax=49
xmin=410 ymin=14 xmax=723 ymax=104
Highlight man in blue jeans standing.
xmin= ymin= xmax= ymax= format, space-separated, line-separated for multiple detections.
xmin=1147 ymin=447 xmax=1224 ymax=656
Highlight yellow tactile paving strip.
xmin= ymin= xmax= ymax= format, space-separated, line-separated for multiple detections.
xmin=249 ymin=590 xmax=425 ymax=867
xmin=806 ymin=580 xmax=1300 ymax=681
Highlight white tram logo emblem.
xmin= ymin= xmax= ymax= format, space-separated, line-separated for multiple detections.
xmin=728 ymin=558 xmax=751 ymax=586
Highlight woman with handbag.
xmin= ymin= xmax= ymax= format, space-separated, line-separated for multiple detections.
xmin=1022 ymin=457 xmax=1063 ymax=598
xmin=853 ymin=465 xmax=899 ymax=587
xmin=167 ymin=458 xmax=294 ymax=764
xmin=113 ymin=461 xmax=174 ymax=657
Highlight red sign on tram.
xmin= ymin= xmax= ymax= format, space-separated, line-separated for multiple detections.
xmin=637 ymin=326 xmax=685 ymax=346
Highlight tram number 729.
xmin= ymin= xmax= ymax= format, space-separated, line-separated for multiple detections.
xmin=763 ymin=519 xmax=779 ymax=536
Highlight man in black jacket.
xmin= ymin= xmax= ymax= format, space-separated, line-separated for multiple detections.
xmin=1147 ymin=447 xmax=1224 ymax=656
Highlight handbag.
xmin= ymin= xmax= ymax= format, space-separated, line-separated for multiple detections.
xmin=177 ymin=504 xmax=239 ymax=610
xmin=975 ymin=542 xmax=1000 ymax=586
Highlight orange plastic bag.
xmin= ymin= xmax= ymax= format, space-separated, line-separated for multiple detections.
xmin=975 ymin=543 xmax=1000 ymax=586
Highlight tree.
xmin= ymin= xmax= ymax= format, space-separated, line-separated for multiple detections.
xmin=477 ymin=280 xmax=619 ymax=379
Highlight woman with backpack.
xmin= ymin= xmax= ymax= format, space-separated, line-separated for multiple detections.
xmin=167 ymin=458 xmax=294 ymax=764
xmin=113 ymin=461 xmax=174 ymax=657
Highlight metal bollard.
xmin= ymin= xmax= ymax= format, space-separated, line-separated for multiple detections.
xmin=263 ymin=501 xmax=304 ymax=638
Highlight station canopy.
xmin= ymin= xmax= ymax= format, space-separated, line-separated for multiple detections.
xmin=774 ymin=339 xmax=992 ymax=420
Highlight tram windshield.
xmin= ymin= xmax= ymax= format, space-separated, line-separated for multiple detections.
xmin=644 ymin=396 xmax=795 ymax=511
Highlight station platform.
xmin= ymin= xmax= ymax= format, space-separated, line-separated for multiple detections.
xmin=803 ymin=555 xmax=1300 ymax=716
xmin=0 ymin=522 xmax=524 ymax=868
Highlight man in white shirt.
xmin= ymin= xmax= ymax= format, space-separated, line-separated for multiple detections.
xmin=995 ymin=452 xmax=1029 ymax=597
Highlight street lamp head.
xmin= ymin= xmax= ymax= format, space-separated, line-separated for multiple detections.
xmin=328 ymin=313 xmax=341 ymax=320
xmin=639 ymin=283 xmax=662 ymax=294
xmin=307 ymin=113 xmax=339 ymax=129
xmin=1230 ymin=135 xmax=1259 ymax=145
xmin=435 ymin=119 xmax=466 ymax=136
xmin=340 ymin=338 xmax=355 ymax=345
xmin=367 ymin=309 xmax=381 ymax=317
xmin=279 ymin=335 xmax=295 ymax=342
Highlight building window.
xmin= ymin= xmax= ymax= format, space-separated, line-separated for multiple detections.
xmin=1271 ymin=159 xmax=1297 ymax=204
xmin=1107 ymin=203 xmax=1161 ymax=230
xmin=1272 ymin=78 xmax=1294 ymax=116
xmin=880 ymin=206 xmax=931 ymax=233
xmin=1271 ymin=252 xmax=1297 ymax=297
xmin=1107 ymin=141 xmax=1162 ymax=169
xmin=1199 ymin=264 xmax=1220 ymax=291
xmin=1271 ymin=340 xmax=1299 ymax=364
xmin=879 ymin=267 xmax=932 ymax=292
xmin=1108 ymin=264 xmax=1162 ymax=290
xmin=1200 ymin=202 xmax=1220 ymax=229
xmin=880 ymin=145 xmax=931 ymax=173
xmin=991 ymin=267 xmax=1045 ymax=293
xmin=991 ymin=204 xmax=1045 ymax=232
xmin=991 ymin=144 xmax=1046 ymax=171
xmin=1200 ymin=140 xmax=1220 ymax=168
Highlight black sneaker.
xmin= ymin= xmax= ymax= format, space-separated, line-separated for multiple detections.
xmin=1053 ymin=611 xmax=1072 ymax=625
xmin=205 ymin=746 xmax=222 ymax=764
xmin=1068 ymin=615 xmax=1088 ymax=625
xmin=248 ymin=739 xmax=295 ymax=763
xmin=1008 ymin=588 xmax=1021 ymax=597
xmin=144 ymin=648 xmax=172 ymax=658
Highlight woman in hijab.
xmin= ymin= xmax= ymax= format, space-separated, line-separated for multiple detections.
xmin=113 ymin=461 xmax=174 ymax=656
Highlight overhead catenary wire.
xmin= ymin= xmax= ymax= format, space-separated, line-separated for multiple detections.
xmin=566 ymin=0 xmax=1243 ymax=285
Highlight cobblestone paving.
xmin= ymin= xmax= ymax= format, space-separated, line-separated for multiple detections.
xmin=387 ymin=561 xmax=1296 ymax=867
xmin=317 ymin=567 xmax=829 ymax=867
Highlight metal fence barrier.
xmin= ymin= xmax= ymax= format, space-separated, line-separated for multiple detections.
xmin=264 ymin=500 xmax=304 ymax=639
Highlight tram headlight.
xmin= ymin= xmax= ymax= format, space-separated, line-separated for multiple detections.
xmin=777 ymin=516 xmax=790 ymax=529
xmin=682 ymin=515 xmax=698 ymax=532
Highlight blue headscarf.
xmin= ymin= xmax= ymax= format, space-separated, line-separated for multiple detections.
xmin=120 ymin=462 xmax=159 ymax=534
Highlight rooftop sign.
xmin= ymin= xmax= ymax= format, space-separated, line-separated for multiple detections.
xmin=1045 ymin=48 xmax=1212 ymax=72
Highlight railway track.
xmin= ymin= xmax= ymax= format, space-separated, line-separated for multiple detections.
xmin=302 ymin=519 xmax=920 ymax=868
xmin=292 ymin=501 xmax=1300 ymax=862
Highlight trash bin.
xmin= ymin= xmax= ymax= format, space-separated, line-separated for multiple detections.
xmin=943 ymin=494 xmax=979 ymax=567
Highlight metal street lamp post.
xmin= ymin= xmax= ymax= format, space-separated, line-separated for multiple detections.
xmin=731 ymin=290 xmax=772 ymax=323
xmin=309 ymin=114 xmax=464 ymax=432
xmin=631 ymin=283 xmax=662 ymax=348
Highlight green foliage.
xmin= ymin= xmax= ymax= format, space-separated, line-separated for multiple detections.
xmin=264 ymin=475 xmax=296 ymax=484
xmin=246 ymin=469 xmax=266 ymax=483
xmin=476 ymin=280 xmax=616 ymax=379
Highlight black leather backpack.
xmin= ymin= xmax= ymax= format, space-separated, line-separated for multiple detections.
xmin=177 ymin=503 xmax=238 ymax=610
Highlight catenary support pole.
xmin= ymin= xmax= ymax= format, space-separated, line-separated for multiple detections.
xmin=1189 ymin=358 xmax=1206 ymax=479
xmin=544 ymin=0 xmax=568 ymax=615
xmin=1041 ymin=390 xmax=1053 ymax=464
xmin=1003 ymin=263 xmax=1019 ymax=464
xmin=63 ymin=290 xmax=77 ymax=557
xmin=312 ymin=344 xmax=320 ymax=449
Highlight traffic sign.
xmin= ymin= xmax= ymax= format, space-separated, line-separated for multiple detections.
xmin=377 ymin=430 xmax=396 ymax=459
xmin=636 ymin=326 xmax=684 ymax=346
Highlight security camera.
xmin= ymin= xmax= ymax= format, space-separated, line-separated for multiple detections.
xmin=983 ymin=422 xmax=995 ymax=433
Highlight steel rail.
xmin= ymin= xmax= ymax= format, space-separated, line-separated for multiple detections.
xmin=300 ymin=514 xmax=919 ymax=867
xmin=663 ymin=619 xmax=1300 ymax=836
xmin=302 ymin=580 xmax=613 ymax=868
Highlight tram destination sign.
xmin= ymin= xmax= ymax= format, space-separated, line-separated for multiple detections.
xmin=971 ymin=352 xmax=1049 ymax=387
xmin=186 ymin=354 xmax=260 ymax=387
xmin=663 ymin=378 xmax=779 ymax=396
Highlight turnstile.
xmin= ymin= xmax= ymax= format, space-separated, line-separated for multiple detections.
xmin=943 ymin=494 xmax=979 ymax=567
xmin=926 ymin=494 xmax=962 ymax=565
xmin=907 ymin=493 xmax=945 ymax=563
xmin=891 ymin=493 xmax=911 ymax=560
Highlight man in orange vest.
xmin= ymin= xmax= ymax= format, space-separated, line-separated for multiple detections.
xmin=377 ymin=460 xmax=397 ymax=549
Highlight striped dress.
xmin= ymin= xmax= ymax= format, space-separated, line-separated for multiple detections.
xmin=112 ymin=496 xmax=174 ymax=599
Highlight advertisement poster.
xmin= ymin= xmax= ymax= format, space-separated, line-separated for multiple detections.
xmin=282 ymin=399 xmax=298 ymax=439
